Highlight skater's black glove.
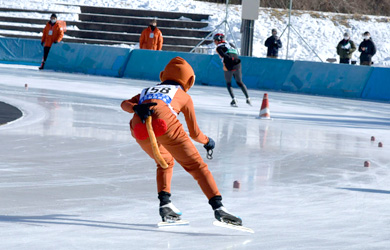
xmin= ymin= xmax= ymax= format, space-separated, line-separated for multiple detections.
xmin=54 ymin=41 xmax=58 ymax=44
xmin=204 ymin=137 xmax=215 ymax=151
xmin=41 ymin=42 xmax=44 ymax=46
xmin=133 ymin=102 xmax=157 ymax=123
xmin=204 ymin=137 xmax=215 ymax=160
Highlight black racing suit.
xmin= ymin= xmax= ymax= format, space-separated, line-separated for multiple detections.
xmin=215 ymin=42 xmax=249 ymax=100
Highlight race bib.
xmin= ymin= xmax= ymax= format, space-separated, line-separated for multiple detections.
xmin=224 ymin=43 xmax=238 ymax=55
xmin=139 ymin=85 xmax=180 ymax=105
xmin=149 ymin=33 xmax=154 ymax=38
xmin=342 ymin=43 xmax=351 ymax=50
xmin=48 ymin=30 xmax=53 ymax=36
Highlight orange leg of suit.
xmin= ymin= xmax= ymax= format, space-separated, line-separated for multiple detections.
xmin=135 ymin=125 xmax=220 ymax=200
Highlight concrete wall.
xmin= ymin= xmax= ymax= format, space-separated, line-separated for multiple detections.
xmin=1 ymin=37 xmax=389 ymax=102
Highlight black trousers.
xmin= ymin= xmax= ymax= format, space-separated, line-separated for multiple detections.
xmin=223 ymin=66 xmax=249 ymax=99
xmin=340 ymin=58 xmax=350 ymax=64
xmin=360 ymin=60 xmax=372 ymax=66
xmin=42 ymin=46 xmax=51 ymax=62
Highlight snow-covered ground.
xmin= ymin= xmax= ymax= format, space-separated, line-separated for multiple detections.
xmin=0 ymin=0 xmax=390 ymax=66
xmin=1 ymin=62 xmax=390 ymax=249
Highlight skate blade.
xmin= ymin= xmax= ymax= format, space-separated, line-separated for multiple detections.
xmin=157 ymin=220 xmax=190 ymax=227
xmin=213 ymin=220 xmax=254 ymax=233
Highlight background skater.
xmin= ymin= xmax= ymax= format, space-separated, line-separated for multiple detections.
xmin=213 ymin=33 xmax=251 ymax=107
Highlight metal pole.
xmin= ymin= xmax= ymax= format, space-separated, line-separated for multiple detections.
xmin=240 ymin=19 xmax=254 ymax=56
xmin=225 ymin=0 xmax=229 ymax=34
xmin=286 ymin=0 xmax=292 ymax=60
xmin=227 ymin=20 xmax=240 ymax=54
xmin=279 ymin=25 xmax=289 ymax=39
xmin=290 ymin=25 xmax=323 ymax=62
xmin=189 ymin=21 xmax=226 ymax=53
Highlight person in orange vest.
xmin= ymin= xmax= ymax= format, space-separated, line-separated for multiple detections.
xmin=121 ymin=57 xmax=242 ymax=226
xmin=139 ymin=19 xmax=163 ymax=50
xmin=39 ymin=13 xmax=64 ymax=70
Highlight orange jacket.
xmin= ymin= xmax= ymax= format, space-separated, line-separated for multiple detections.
xmin=41 ymin=21 xmax=64 ymax=47
xmin=139 ymin=26 xmax=163 ymax=50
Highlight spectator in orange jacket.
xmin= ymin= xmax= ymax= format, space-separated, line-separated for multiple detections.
xmin=139 ymin=19 xmax=163 ymax=51
xmin=39 ymin=13 xmax=64 ymax=70
xmin=121 ymin=57 xmax=242 ymax=225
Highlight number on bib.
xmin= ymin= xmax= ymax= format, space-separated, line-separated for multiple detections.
xmin=139 ymin=85 xmax=179 ymax=105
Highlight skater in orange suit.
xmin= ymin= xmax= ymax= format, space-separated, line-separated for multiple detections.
xmin=121 ymin=57 xmax=242 ymax=225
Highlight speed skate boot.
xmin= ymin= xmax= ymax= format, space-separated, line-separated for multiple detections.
xmin=38 ymin=61 xmax=45 ymax=70
xmin=159 ymin=203 xmax=182 ymax=222
xmin=230 ymin=98 xmax=238 ymax=107
xmin=214 ymin=206 xmax=242 ymax=226
xmin=246 ymin=98 xmax=252 ymax=106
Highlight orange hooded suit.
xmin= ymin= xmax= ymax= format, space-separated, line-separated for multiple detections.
xmin=121 ymin=57 xmax=220 ymax=200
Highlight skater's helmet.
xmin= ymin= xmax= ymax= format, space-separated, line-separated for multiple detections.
xmin=160 ymin=57 xmax=195 ymax=92
xmin=213 ymin=33 xmax=225 ymax=42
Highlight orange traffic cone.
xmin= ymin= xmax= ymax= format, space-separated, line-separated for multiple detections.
xmin=259 ymin=93 xmax=271 ymax=119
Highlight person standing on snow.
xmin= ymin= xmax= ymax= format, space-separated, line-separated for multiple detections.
xmin=264 ymin=29 xmax=282 ymax=58
xmin=39 ymin=13 xmax=64 ymax=70
xmin=336 ymin=32 xmax=356 ymax=64
xmin=358 ymin=31 xmax=376 ymax=66
xmin=213 ymin=33 xmax=251 ymax=107
xmin=121 ymin=57 xmax=242 ymax=226
xmin=139 ymin=19 xmax=163 ymax=50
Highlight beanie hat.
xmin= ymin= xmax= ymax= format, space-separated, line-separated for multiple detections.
xmin=160 ymin=57 xmax=195 ymax=92
xmin=51 ymin=13 xmax=57 ymax=19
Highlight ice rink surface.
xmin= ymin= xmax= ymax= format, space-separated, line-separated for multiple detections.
xmin=0 ymin=64 xmax=389 ymax=250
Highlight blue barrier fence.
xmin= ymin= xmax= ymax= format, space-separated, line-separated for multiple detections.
xmin=0 ymin=37 xmax=43 ymax=65
xmin=361 ymin=67 xmax=390 ymax=100
xmin=241 ymin=57 xmax=294 ymax=90
xmin=45 ymin=43 xmax=131 ymax=77
xmin=283 ymin=61 xmax=373 ymax=98
xmin=123 ymin=50 xmax=215 ymax=85
xmin=0 ymin=37 xmax=389 ymax=101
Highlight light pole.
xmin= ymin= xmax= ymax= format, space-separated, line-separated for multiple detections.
xmin=241 ymin=0 xmax=260 ymax=56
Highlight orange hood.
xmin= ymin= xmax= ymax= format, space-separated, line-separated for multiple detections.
xmin=160 ymin=57 xmax=195 ymax=92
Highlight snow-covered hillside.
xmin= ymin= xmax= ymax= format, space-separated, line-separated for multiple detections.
xmin=1 ymin=0 xmax=390 ymax=66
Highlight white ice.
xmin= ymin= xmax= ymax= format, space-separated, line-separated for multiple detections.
xmin=0 ymin=64 xmax=390 ymax=249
